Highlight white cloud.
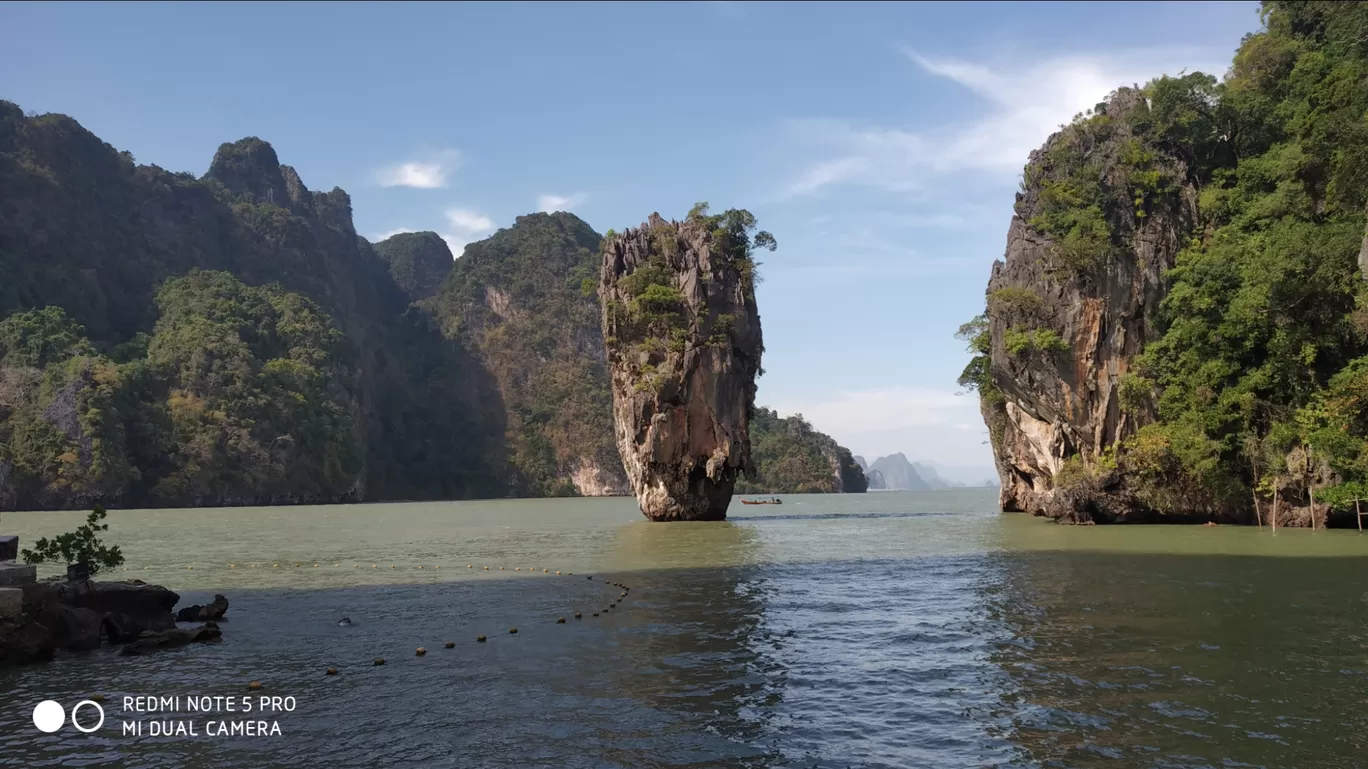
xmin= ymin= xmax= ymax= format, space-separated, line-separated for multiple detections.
xmin=438 ymin=207 xmax=496 ymax=258
xmin=537 ymin=192 xmax=588 ymax=213
xmin=780 ymin=46 xmax=1228 ymax=197
xmin=770 ymin=387 xmax=994 ymax=467
xmin=375 ymin=149 xmax=462 ymax=189
xmin=446 ymin=208 xmax=495 ymax=233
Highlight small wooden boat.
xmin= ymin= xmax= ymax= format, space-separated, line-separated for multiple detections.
xmin=740 ymin=497 xmax=782 ymax=505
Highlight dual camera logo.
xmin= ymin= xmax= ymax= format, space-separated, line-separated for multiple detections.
xmin=33 ymin=699 xmax=105 ymax=734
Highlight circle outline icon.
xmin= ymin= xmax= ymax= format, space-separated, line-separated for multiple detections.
xmin=71 ymin=700 xmax=105 ymax=733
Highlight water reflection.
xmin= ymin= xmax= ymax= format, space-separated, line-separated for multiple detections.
xmin=986 ymin=551 xmax=1368 ymax=767
xmin=608 ymin=521 xmax=783 ymax=765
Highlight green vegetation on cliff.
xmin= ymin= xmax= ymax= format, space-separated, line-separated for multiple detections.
xmin=0 ymin=102 xmax=864 ymax=508
xmin=0 ymin=273 xmax=366 ymax=507
xmin=970 ymin=1 xmax=1368 ymax=523
xmin=736 ymin=408 xmax=867 ymax=494
xmin=0 ymin=104 xmax=505 ymax=508
xmin=1135 ymin=3 xmax=1368 ymax=515
xmin=373 ymin=231 xmax=455 ymax=302
xmin=424 ymin=213 xmax=625 ymax=497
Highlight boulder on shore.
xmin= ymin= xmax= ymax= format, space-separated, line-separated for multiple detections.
xmin=23 ymin=578 xmax=179 ymax=643
xmin=35 ymin=603 xmax=106 ymax=652
xmin=0 ymin=617 xmax=54 ymax=665
xmin=0 ymin=578 xmax=197 ymax=666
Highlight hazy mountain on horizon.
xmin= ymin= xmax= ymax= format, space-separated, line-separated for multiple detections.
xmin=857 ymin=453 xmax=997 ymax=490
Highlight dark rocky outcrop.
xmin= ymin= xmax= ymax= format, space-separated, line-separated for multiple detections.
xmin=176 ymin=594 xmax=229 ymax=622
xmin=0 ymin=617 xmax=54 ymax=665
xmin=20 ymin=578 xmax=177 ymax=647
xmin=35 ymin=604 xmax=106 ymax=651
xmin=0 ymin=578 xmax=234 ymax=665
xmin=600 ymin=212 xmax=764 ymax=520
xmin=119 ymin=622 xmax=221 ymax=656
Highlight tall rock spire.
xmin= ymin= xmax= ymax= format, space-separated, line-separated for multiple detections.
xmin=599 ymin=205 xmax=772 ymax=521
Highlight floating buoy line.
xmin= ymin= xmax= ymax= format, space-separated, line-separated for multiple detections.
xmin=136 ymin=562 xmax=636 ymax=688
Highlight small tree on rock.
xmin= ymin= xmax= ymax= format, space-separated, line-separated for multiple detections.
xmin=22 ymin=504 xmax=125 ymax=576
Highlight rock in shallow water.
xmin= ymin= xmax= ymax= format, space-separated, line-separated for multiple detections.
xmin=599 ymin=210 xmax=768 ymax=521
xmin=119 ymin=622 xmax=222 ymax=656
xmin=176 ymin=594 xmax=230 ymax=622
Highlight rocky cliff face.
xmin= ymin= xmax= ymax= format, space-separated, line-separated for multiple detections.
xmin=0 ymin=103 xmax=508 ymax=508
xmin=600 ymin=211 xmax=765 ymax=520
xmin=425 ymin=213 xmax=629 ymax=498
xmin=980 ymin=89 xmax=1198 ymax=521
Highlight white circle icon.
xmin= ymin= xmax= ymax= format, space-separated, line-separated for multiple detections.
xmin=32 ymin=700 xmax=65 ymax=733
xmin=71 ymin=700 xmax=105 ymax=733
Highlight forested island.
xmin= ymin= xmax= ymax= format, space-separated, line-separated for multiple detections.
xmin=0 ymin=106 xmax=865 ymax=510
xmin=965 ymin=1 xmax=1368 ymax=526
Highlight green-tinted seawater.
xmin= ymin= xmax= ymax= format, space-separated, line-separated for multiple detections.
xmin=2 ymin=489 xmax=1365 ymax=767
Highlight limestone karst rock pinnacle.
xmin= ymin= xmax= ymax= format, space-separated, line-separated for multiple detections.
xmin=598 ymin=206 xmax=772 ymax=521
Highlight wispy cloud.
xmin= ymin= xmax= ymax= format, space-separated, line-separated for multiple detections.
xmin=779 ymin=46 xmax=1227 ymax=198
xmin=446 ymin=208 xmax=494 ymax=233
xmin=537 ymin=192 xmax=588 ymax=213
xmin=439 ymin=207 xmax=496 ymax=257
xmin=376 ymin=149 xmax=462 ymax=189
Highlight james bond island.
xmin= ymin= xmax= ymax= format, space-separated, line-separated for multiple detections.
xmin=599 ymin=205 xmax=772 ymax=521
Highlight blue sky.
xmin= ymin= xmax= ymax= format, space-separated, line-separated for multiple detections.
xmin=0 ymin=1 xmax=1263 ymax=478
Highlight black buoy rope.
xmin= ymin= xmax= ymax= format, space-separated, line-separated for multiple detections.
xmin=214 ymin=566 xmax=636 ymax=687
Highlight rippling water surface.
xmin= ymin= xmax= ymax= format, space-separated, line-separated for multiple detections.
xmin=2 ymin=490 xmax=1367 ymax=768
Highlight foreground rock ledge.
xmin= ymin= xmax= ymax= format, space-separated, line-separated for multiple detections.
xmin=1 ymin=578 xmax=225 ymax=666
xmin=600 ymin=212 xmax=763 ymax=521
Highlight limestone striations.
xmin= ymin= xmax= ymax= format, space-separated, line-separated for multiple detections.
xmin=977 ymin=89 xmax=1199 ymax=523
xmin=599 ymin=207 xmax=770 ymax=520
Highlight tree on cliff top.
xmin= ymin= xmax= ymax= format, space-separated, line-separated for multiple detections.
xmin=686 ymin=201 xmax=777 ymax=278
